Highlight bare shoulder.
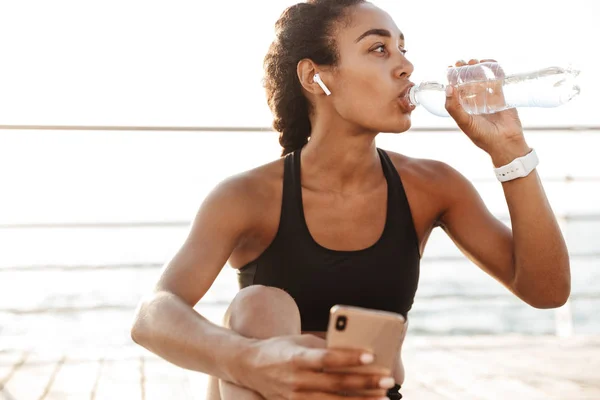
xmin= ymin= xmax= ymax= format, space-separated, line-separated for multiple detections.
xmin=381 ymin=149 xmax=475 ymax=226
xmin=205 ymin=157 xmax=285 ymax=268
xmin=382 ymin=149 xmax=464 ymax=190
xmin=208 ymin=157 xmax=284 ymax=215
xmin=151 ymin=157 xmax=285 ymax=304
xmin=199 ymin=155 xmax=285 ymax=245
xmin=217 ymin=158 xmax=284 ymax=196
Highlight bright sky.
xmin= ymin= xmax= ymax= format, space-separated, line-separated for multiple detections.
xmin=0 ymin=0 xmax=598 ymax=129
xmin=0 ymin=0 xmax=598 ymax=265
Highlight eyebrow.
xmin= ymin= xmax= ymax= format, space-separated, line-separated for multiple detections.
xmin=355 ymin=28 xmax=404 ymax=43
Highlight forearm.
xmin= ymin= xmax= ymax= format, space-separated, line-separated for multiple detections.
xmin=131 ymin=290 xmax=257 ymax=384
xmin=491 ymin=142 xmax=571 ymax=307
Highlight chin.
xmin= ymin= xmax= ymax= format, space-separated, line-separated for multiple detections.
xmin=382 ymin=117 xmax=412 ymax=134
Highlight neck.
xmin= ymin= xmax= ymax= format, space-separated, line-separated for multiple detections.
xmin=300 ymin=118 xmax=383 ymax=194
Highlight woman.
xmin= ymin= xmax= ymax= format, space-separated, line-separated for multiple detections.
xmin=130 ymin=1 xmax=571 ymax=399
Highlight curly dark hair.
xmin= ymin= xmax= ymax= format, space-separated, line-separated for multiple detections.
xmin=263 ymin=0 xmax=366 ymax=156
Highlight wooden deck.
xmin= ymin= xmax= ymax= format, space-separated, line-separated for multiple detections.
xmin=1 ymin=335 xmax=598 ymax=400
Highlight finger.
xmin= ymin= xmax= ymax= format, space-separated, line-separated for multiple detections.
xmin=468 ymin=58 xmax=479 ymax=65
xmin=294 ymin=370 xmax=394 ymax=394
xmin=481 ymin=58 xmax=497 ymax=63
xmin=454 ymin=59 xmax=467 ymax=67
xmin=295 ymin=348 xmax=374 ymax=370
xmin=445 ymin=85 xmax=472 ymax=130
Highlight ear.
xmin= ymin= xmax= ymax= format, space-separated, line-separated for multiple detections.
xmin=297 ymin=59 xmax=330 ymax=96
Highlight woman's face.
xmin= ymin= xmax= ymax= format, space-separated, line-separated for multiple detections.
xmin=327 ymin=3 xmax=415 ymax=134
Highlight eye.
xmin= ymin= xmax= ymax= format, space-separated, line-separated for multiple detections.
xmin=372 ymin=44 xmax=408 ymax=56
xmin=373 ymin=44 xmax=386 ymax=54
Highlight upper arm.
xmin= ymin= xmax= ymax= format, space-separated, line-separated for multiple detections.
xmin=435 ymin=162 xmax=516 ymax=289
xmin=152 ymin=175 xmax=256 ymax=307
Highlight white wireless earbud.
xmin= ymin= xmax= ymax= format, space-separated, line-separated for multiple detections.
xmin=313 ymin=73 xmax=331 ymax=96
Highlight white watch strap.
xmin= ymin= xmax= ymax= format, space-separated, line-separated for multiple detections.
xmin=494 ymin=148 xmax=539 ymax=182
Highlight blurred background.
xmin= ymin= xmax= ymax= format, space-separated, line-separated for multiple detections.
xmin=0 ymin=0 xmax=599 ymax=398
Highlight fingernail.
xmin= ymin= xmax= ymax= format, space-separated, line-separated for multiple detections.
xmin=360 ymin=353 xmax=374 ymax=364
xmin=379 ymin=377 xmax=395 ymax=389
xmin=445 ymin=85 xmax=453 ymax=97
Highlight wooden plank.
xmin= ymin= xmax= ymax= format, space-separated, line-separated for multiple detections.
xmin=403 ymin=348 xmax=474 ymax=399
xmin=444 ymin=348 xmax=548 ymax=399
xmin=104 ymin=346 xmax=149 ymax=362
xmin=465 ymin=376 xmax=550 ymax=399
xmin=0 ymin=350 xmax=26 ymax=367
xmin=403 ymin=338 xmax=558 ymax=399
xmin=143 ymin=358 xmax=193 ymax=400
xmin=2 ymin=353 xmax=63 ymax=400
xmin=400 ymin=381 xmax=451 ymax=399
xmin=44 ymin=360 xmax=100 ymax=400
xmin=0 ymin=336 xmax=596 ymax=400
xmin=93 ymin=358 xmax=142 ymax=400
xmin=526 ymin=341 xmax=600 ymax=383
xmin=434 ymin=336 xmax=600 ymax=399
xmin=0 ymin=351 xmax=27 ymax=387
xmin=450 ymin=343 xmax=600 ymax=398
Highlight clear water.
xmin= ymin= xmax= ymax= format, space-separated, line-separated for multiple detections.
xmin=457 ymin=66 xmax=581 ymax=115
xmin=412 ymin=64 xmax=581 ymax=117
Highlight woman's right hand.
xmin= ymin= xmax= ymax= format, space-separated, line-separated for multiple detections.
xmin=234 ymin=334 xmax=394 ymax=399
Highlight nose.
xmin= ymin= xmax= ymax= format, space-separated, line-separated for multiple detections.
xmin=394 ymin=55 xmax=413 ymax=80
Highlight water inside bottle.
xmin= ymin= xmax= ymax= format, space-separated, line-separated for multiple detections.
xmin=456 ymin=66 xmax=581 ymax=115
xmin=456 ymin=80 xmax=508 ymax=115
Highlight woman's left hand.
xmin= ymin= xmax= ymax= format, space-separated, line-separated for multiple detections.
xmin=445 ymin=59 xmax=531 ymax=166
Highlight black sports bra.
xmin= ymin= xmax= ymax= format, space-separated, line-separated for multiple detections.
xmin=238 ymin=147 xmax=421 ymax=332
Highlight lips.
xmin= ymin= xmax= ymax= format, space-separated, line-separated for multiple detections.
xmin=399 ymin=83 xmax=415 ymax=99
xmin=397 ymin=83 xmax=416 ymax=113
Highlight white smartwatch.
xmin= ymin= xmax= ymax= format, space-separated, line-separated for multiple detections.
xmin=494 ymin=148 xmax=539 ymax=183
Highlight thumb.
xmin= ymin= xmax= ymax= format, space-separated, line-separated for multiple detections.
xmin=444 ymin=85 xmax=472 ymax=129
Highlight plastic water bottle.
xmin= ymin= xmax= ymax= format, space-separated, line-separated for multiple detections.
xmin=408 ymin=62 xmax=581 ymax=117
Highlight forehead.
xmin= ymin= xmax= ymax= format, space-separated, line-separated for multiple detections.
xmin=340 ymin=3 xmax=404 ymax=43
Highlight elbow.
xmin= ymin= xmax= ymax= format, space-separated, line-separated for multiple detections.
xmin=130 ymin=316 xmax=146 ymax=345
xmin=513 ymin=259 xmax=571 ymax=309
xmin=514 ymin=277 xmax=571 ymax=310
xmin=528 ymin=294 xmax=569 ymax=309
xmin=525 ymin=284 xmax=571 ymax=309
xmin=130 ymin=290 xmax=178 ymax=346
xmin=130 ymin=293 xmax=160 ymax=346
xmin=130 ymin=305 xmax=149 ymax=345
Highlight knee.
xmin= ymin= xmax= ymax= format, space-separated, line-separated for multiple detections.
xmin=224 ymin=285 xmax=301 ymax=339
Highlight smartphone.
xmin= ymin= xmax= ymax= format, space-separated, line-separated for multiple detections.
xmin=326 ymin=304 xmax=406 ymax=375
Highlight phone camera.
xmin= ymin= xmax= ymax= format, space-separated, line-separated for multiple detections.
xmin=335 ymin=315 xmax=347 ymax=331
